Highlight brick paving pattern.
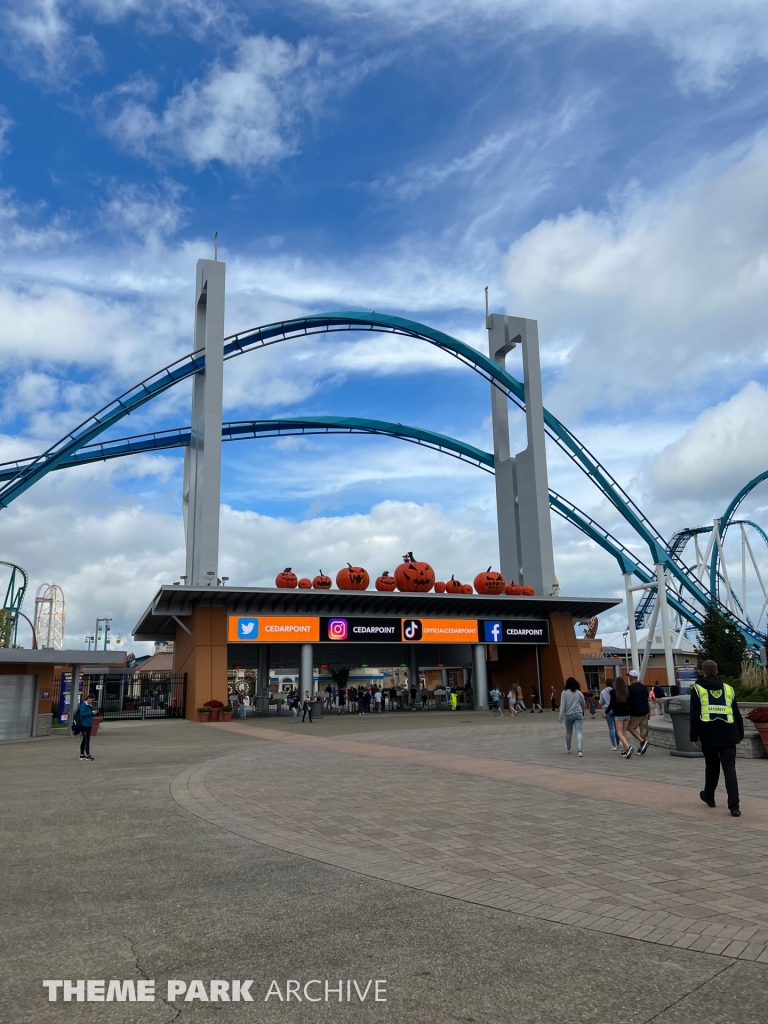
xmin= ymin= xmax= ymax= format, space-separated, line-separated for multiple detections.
xmin=171 ymin=716 xmax=768 ymax=963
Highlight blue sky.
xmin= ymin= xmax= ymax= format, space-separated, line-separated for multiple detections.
xmin=2 ymin=0 xmax=768 ymax=649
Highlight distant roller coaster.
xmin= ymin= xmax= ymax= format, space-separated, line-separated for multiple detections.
xmin=0 ymin=272 xmax=763 ymax=654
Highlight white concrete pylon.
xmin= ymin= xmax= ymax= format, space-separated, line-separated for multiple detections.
xmin=183 ymin=259 xmax=225 ymax=586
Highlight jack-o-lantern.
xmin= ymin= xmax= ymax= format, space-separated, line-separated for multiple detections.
xmin=313 ymin=571 xmax=332 ymax=590
xmin=505 ymin=583 xmax=524 ymax=595
xmin=276 ymin=568 xmax=298 ymax=589
xmin=434 ymin=581 xmax=446 ymax=594
xmin=336 ymin=563 xmax=370 ymax=591
xmin=460 ymin=584 xmax=473 ymax=594
xmin=444 ymin=576 xmax=463 ymax=594
xmin=394 ymin=552 xmax=435 ymax=593
xmin=298 ymin=577 xmax=312 ymax=589
xmin=521 ymin=585 xmax=536 ymax=596
xmin=375 ymin=571 xmax=397 ymax=592
xmin=474 ymin=566 xmax=506 ymax=595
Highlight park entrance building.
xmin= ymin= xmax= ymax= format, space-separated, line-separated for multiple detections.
xmin=133 ymin=585 xmax=619 ymax=716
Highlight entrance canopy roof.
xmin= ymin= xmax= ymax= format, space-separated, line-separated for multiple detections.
xmin=133 ymin=585 xmax=620 ymax=641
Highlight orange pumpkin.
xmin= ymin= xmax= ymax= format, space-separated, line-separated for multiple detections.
xmin=434 ymin=581 xmax=446 ymax=594
xmin=460 ymin=584 xmax=473 ymax=594
xmin=521 ymin=585 xmax=535 ymax=596
xmin=394 ymin=552 xmax=435 ymax=593
xmin=445 ymin=575 xmax=463 ymax=594
xmin=375 ymin=571 xmax=397 ymax=592
xmin=505 ymin=583 xmax=524 ymax=595
xmin=276 ymin=568 xmax=298 ymax=589
xmin=474 ymin=566 xmax=506 ymax=595
xmin=336 ymin=563 xmax=370 ymax=591
xmin=298 ymin=577 xmax=312 ymax=589
xmin=313 ymin=572 xmax=332 ymax=590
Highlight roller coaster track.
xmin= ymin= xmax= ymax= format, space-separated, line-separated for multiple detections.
xmin=0 ymin=416 xmax=704 ymax=630
xmin=0 ymin=311 xmax=757 ymax=640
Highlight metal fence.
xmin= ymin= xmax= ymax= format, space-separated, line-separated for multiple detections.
xmin=51 ymin=672 xmax=187 ymax=721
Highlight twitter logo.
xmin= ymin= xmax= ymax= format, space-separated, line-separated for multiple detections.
xmin=237 ymin=618 xmax=259 ymax=640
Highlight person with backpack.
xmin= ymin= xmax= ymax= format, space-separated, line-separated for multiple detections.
xmin=691 ymin=659 xmax=744 ymax=816
xmin=76 ymin=692 xmax=97 ymax=761
xmin=302 ymin=691 xmax=314 ymax=723
xmin=608 ymin=676 xmax=633 ymax=758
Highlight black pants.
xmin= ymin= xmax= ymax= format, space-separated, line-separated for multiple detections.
xmin=79 ymin=727 xmax=92 ymax=756
xmin=302 ymin=704 xmax=312 ymax=722
xmin=702 ymin=744 xmax=739 ymax=810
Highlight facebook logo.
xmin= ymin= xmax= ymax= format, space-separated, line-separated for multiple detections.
xmin=483 ymin=621 xmax=503 ymax=643
xmin=237 ymin=618 xmax=259 ymax=640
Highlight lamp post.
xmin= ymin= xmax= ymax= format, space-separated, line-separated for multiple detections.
xmin=623 ymin=631 xmax=629 ymax=674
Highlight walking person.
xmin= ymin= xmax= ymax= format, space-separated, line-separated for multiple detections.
xmin=608 ymin=676 xmax=633 ymax=758
xmin=302 ymin=691 xmax=313 ymax=723
xmin=514 ymin=684 xmax=527 ymax=714
xmin=599 ymin=679 xmax=618 ymax=750
xmin=530 ymin=687 xmax=543 ymax=713
xmin=338 ymin=686 xmax=346 ymax=715
xmin=363 ymin=688 xmax=372 ymax=714
xmin=76 ymin=692 xmax=97 ymax=761
xmin=374 ymin=686 xmax=382 ymax=713
xmin=450 ymin=687 xmax=458 ymax=711
xmin=489 ymin=687 xmax=503 ymax=716
xmin=691 ymin=660 xmax=743 ymax=816
xmin=420 ymin=685 xmax=429 ymax=710
xmin=550 ymin=685 xmax=558 ymax=712
xmin=507 ymin=688 xmax=517 ymax=715
xmin=559 ymin=677 xmax=585 ymax=756
xmin=237 ymin=691 xmax=247 ymax=719
xmin=627 ymin=669 xmax=651 ymax=755
xmin=588 ymin=694 xmax=597 ymax=720
xmin=289 ymin=690 xmax=299 ymax=723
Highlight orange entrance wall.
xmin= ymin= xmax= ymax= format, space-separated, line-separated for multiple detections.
xmin=174 ymin=606 xmax=228 ymax=719
xmin=539 ymin=612 xmax=588 ymax=700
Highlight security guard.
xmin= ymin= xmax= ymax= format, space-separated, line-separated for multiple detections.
xmin=690 ymin=659 xmax=744 ymax=817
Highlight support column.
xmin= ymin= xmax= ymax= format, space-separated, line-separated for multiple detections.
xmin=300 ymin=644 xmax=314 ymax=700
xmin=66 ymin=663 xmax=81 ymax=735
xmin=174 ymin=606 xmax=228 ymax=719
xmin=407 ymin=645 xmax=419 ymax=708
xmin=184 ymin=258 xmax=225 ymax=586
xmin=623 ymin=573 xmax=640 ymax=672
xmin=472 ymin=645 xmax=488 ymax=711
xmin=256 ymin=644 xmax=271 ymax=714
xmin=655 ymin=563 xmax=677 ymax=692
xmin=487 ymin=314 xmax=555 ymax=595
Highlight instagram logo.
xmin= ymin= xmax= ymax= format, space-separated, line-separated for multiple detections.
xmin=328 ymin=618 xmax=348 ymax=640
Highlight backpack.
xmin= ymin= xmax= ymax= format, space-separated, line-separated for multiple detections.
xmin=72 ymin=707 xmax=82 ymax=736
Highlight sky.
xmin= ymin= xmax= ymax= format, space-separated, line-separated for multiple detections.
xmin=2 ymin=0 xmax=768 ymax=652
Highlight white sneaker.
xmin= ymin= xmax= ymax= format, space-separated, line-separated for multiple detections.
xmin=578 ymin=751 xmax=583 ymax=757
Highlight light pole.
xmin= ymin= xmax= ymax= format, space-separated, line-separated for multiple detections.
xmin=623 ymin=631 xmax=629 ymax=673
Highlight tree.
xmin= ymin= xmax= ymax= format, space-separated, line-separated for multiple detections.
xmin=328 ymin=667 xmax=350 ymax=687
xmin=696 ymin=604 xmax=746 ymax=678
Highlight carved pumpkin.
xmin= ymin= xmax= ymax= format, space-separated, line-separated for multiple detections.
xmin=336 ymin=563 xmax=370 ymax=591
xmin=394 ymin=552 xmax=435 ymax=592
xmin=375 ymin=571 xmax=397 ymax=592
xmin=276 ymin=568 xmax=298 ymax=589
xmin=474 ymin=566 xmax=506 ymax=595
xmin=460 ymin=584 xmax=473 ymax=594
xmin=434 ymin=581 xmax=446 ymax=594
xmin=521 ymin=585 xmax=536 ymax=596
xmin=445 ymin=575 xmax=463 ymax=594
xmin=505 ymin=583 xmax=524 ymax=595
xmin=313 ymin=572 xmax=332 ymax=590
xmin=298 ymin=577 xmax=312 ymax=589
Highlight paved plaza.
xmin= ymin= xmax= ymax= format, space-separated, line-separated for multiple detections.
xmin=3 ymin=709 xmax=768 ymax=1023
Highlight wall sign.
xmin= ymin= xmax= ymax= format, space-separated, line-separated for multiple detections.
xmin=228 ymin=616 xmax=320 ymax=642
xmin=321 ymin=618 xmax=402 ymax=642
xmin=480 ymin=619 xmax=550 ymax=644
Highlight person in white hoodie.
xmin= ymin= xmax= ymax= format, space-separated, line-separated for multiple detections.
xmin=559 ymin=677 xmax=586 ymax=756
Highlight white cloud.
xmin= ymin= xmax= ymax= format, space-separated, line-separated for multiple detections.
xmin=0 ymin=107 xmax=12 ymax=157
xmin=649 ymin=382 xmax=768 ymax=501
xmin=503 ymin=133 xmax=768 ymax=415
xmin=3 ymin=0 xmax=102 ymax=85
xmin=303 ymin=0 xmax=768 ymax=91
xmin=98 ymin=34 xmax=342 ymax=170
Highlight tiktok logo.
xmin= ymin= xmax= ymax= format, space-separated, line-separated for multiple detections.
xmin=403 ymin=619 xmax=422 ymax=641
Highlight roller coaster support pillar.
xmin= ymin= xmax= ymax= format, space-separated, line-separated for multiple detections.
xmin=623 ymin=573 xmax=640 ymax=671
xmin=655 ymin=563 xmax=677 ymax=692
xmin=487 ymin=314 xmax=556 ymax=596
xmin=184 ymin=259 xmax=225 ymax=586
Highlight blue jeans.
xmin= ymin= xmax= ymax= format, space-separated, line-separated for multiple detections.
xmin=605 ymin=711 xmax=617 ymax=747
xmin=564 ymin=714 xmax=583 ymax=752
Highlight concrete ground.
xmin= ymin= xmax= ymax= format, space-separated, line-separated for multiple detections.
xmin=2 ymin=708 xmax=767 ymax=1024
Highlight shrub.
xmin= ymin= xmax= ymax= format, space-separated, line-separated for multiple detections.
xmin=203 ymin=699 xmax=224 ymax=709
xmin=746 ymin=707 xmax=768 ymax=723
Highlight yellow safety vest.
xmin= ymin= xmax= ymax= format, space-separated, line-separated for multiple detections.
xmin=692 ymin=682 xmax=735 ymax=724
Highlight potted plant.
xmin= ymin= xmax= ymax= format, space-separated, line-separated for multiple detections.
xmin=747 ymin=707 xmax=768 ymax=754
xmin=196 ymin=706 xmax=211 ymax=723
xmin=203 ymin=699 xmax=224 ymax=722
xmin=220 ymin=705 xmax=234 ymax=722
